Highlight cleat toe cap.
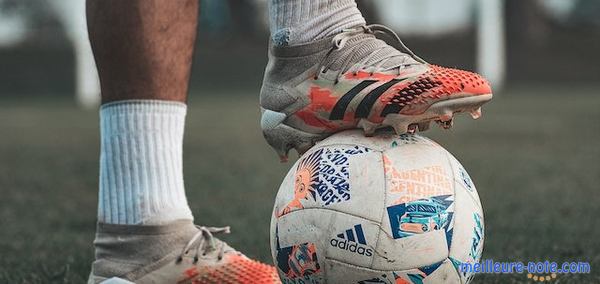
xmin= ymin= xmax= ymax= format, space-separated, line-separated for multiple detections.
xmin=428 ymin=65 xmax=492 ymax=96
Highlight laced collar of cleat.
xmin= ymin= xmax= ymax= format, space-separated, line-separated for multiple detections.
xmin=177 ymin=226 xmax=230 ymax=264
xmin=316 ymin=24 xmax=428 ymax=84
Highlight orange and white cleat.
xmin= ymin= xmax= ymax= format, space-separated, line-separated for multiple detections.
xmin=260 ymin=24 xmax=492 ymax=161
xmin=88 ymin=221 xmax=280 ymax=284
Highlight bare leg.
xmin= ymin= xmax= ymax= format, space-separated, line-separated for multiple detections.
xmin=85 ymin=2 xmax=281 ymax=282
xmin=87 ymin=0 xmax=198 ymax=103
xmin=87 ymin=0 xmax=200 ymax=225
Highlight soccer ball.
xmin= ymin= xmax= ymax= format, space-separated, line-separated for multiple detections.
xmin=270 ymin=130 xmax=484 ymax=283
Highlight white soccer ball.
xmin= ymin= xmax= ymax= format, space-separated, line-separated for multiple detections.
xmin=270 ymin=130 xmax=484 ymax=283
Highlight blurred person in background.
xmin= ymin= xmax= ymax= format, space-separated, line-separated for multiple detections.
xmin=86 ymin=0 xmax=491 ymax=283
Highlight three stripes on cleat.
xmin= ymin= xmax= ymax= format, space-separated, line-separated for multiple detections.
xmin=329 ymin=78 xmax=407 ymax=121
xmin=328 ymin=77 xmax=484 ymax=135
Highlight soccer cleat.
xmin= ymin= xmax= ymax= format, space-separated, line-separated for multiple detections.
xmin=88 ymin=221 xmax=280 ymax=284
xmin=260 ymin=24 xmax=492 ymax=161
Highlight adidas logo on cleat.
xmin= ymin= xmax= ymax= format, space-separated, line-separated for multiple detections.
xmin=330 ymin=224 xmax=373 ymax=257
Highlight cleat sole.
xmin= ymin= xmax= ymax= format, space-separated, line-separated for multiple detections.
xmin=262 ymin=93 xmax=492 ymax=161
xmin=377 ymin=93 xmax=492 ymax=134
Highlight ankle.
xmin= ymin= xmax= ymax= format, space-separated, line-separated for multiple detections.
xmin=269 ymin=0 xmax=365 ymax=46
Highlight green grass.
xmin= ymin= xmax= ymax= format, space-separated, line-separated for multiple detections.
xmin=0 ymin=88 xmax=599 ymax=283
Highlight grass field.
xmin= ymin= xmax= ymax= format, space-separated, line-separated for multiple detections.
xmin=1 ymin=87 xmax=599 ymax=283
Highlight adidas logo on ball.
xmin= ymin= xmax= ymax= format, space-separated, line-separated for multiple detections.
xmin=330 ymin=224 xmax=373 ymax=257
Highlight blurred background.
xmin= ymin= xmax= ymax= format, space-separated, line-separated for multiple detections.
xmin=1 ymin=0 xmax=599 ymax=101
xmin=0 ymin=0 xmax=599 ymax=283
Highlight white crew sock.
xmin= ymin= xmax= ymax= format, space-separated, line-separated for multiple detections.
xmin=98 ymin=100 xmax=193 ymax=225
xmin=268 ymin=0 xmax=366 ymax=46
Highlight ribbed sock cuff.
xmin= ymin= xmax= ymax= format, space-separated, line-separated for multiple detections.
xmin=269 ymin=0 xmax=366 ymax=46
xmin=98 ymin=100 xmax=193 ymax=225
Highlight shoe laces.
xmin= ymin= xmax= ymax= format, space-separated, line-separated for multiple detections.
xmin=178 ymin=226 xmax=231 ymax=264
xmin=316 ymin=24 xmax=428 ymax=83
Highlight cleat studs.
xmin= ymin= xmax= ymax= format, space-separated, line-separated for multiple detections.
xmin=391 ymin=123 xmax=409 ymax=135
xmin=439 ymin=111 xmax=453 ymax=122
xmin=444 ymin=120 xmax=453 ymax=129
xmin=417 ymin=121 xmax=431 ymax=132
xmin=358 ymin=119 xmax=378 ymax=136
xmin=278 ymin=154 xmax=288 ymax=163
xmin=436 ymin=119 xmax=453 ymax=129
xmin=276 ymin=144 xmax=292 ymax=163
xmin=407 ymin=124 xmax=418 ymax=134
xmin=469 ymin=107 xmax=482 ymax=119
